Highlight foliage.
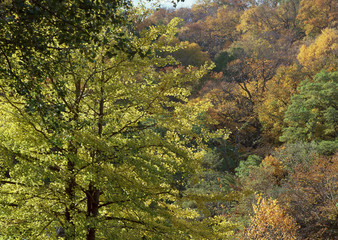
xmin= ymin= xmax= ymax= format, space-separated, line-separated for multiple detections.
xmin=261 ymin=155 xmax=287 ymax=184
xmin=317 ymin=140 xmax=338 ymax=156
xmin=297 ymin=0 xmax=337 ymax=36
xmin=214 ymin=51 xmax=236 ymax=73
xmin=257 ymin=64 xmax=305 ymax=143
xmin=231 ymin=154 xmax=288 ymax=231
xmin=237 ymin=0 xmax=303 ymax=50
xmin=2 ymin=1 xmax=337 ymax=238
xmin=171 ymin=41 xmax=211 ymax=67
xmin=0 ymin=0 xmax=132 ymax=51
xmin=280 ymin=70 xmax=338 ymax=142
xmin=235 ymin=155 xmax=261 ymax=179
xmin=204 ymin=79 xmax=262 ymax=149
xmin=297 ymin=28 xmax=338 ymax=73
xmin=0 ymin=0 xmax=148 ymax=139
xmin=280 ymin=154 xmax=338 ymax=239
xmin=273 ymin=141 xmax=319 ymax=171
xmin=0 ymin=11 xmax=237 ymax=239
xmin=243 ymin=194 xmax=299 ymax=240
xmin=178 ymin=2 xmax=243 ymax=58
xmin=207 ymin=137 xmax=241 ymax=172
xmin=184 ymin=150 xmax=241 ymax=217
xmin=239 ymin=161 xmax=282 ymax=197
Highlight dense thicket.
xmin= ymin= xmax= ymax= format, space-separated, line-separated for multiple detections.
xmin=137 ymin=0 xmax=337 ymax=239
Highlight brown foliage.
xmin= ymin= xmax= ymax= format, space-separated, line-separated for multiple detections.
xmin=281 ymin=154 xmax=338 ymax=239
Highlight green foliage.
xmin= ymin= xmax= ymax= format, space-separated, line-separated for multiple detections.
xmin=0 ymin=0 xmax=140 ymax=64
xmin=280 ymin=70 xmax=338 ymax=143
xmin=208 ymin=138 xmax=241 ymax=172
xmin=0 ymin=0 xmax=143 ymax=135
xmin=2 ymin=1 xmax=337 ymax=238
xmin=317 ymin=140 xmax=338 ymax=156
xmin=235 ymin=155 xmax=262 ymax=179
xmin=0 ymin=9 xmax=236 ymax=239
xmin=273 ymin=141 xmax=319 ymax=171
xmin=214 ymin=51 xmax=235 ymax=72
xmin=184 ymin=150 xmax=240 ymax=217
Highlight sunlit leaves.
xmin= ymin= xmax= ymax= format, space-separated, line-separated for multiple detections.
xmin=0 ymin=14 xmax=229 ymax=239
xmin=297 ymin=28 xmax=338 ymax=73
xmin=244 ymin=194 xmax=299 ymax=240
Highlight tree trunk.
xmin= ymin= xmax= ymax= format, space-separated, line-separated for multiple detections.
xmin=65 ymin=157 xmax=76 ymax=240
xmin=86 ymin=183 xmax=100 ymax=240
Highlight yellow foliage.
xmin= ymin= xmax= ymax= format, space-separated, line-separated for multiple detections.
xmin=262 ymin=155 xmax=287 ymax=182
xmin=237 ymin=2 xmax=299 ymax=38
xmin=237 ymin=6 xmax=276 ymax=34
xmin=257 ymin=64 xmax=307 ymax=143
xmin=297 ymin=0 xmax=337 ymax=35
xmin=297 ymin=28 xmax=338 ymax=73
xmin=244 ymin=195 xmax=299 ymax=240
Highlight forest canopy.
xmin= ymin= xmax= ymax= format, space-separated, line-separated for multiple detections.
xmin=0 ymin=0 xmax=337 ymax=239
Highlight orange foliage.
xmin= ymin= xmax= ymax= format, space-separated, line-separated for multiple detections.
xmin=203 ymin=82 xmax=260 ymax=148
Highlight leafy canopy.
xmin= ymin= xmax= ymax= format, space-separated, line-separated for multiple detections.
xmin=280 ymin=70 xmax=338 ymax=142
xmin=0 ymin=2 xmax=235 ymax=240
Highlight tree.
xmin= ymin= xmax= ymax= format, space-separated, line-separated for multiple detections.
xmin=297 ymin=0 xmax=337 ymax=36
xmin=0 ymin=6 xmax=234 ymax=239
xmin=257 ymin=64 xmax=305 ymax=143
xmin=237 ymin=0 xmax=303 ymax=46
xmin=297 ymin=28 xmax=338 ymax=74
xmin=243 ymin=195 xmax=299 ymax=240
xmin=280 ymin=154 xmax=338 ymax=239
xmin=204 ymin=82 xmax=262 ymax=149
xmin=214 ymin=51 xmax=236 ymax=73
xmin=261 ymin=155 xmax=287 ymax=184
xmin=171 ymin=41 xmax=211 ymax=67
xmin=178 ymin=2 xmax=243 ymax=59
xmin=0 ymin=0 xmax=132 ymax=51
xmin=0 ymin=0 xmax=145 ymax=137
xmin=235 ymin=155 xmax=261 ymax=179
xmin=280 ymin=70 xmax=338 ymax=142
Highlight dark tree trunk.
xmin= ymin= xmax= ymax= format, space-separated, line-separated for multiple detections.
xmin=86 ymin=183 xmax=100 ymax=240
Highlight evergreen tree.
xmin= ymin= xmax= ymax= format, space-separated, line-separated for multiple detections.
xmin=280 ymin=70 xmax=338 ymax=142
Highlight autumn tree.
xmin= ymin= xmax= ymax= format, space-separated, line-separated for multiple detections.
xmin=171 ymin=41 xmax=211 ymax=67
xmin=297 ymin=0 xmax=337 ymax=36
xmin=237 ymin=0 xmax=303 ymax=52
xmin=280 ymin=154 xmax=338 ymax=239
xmin=297 ymin=28 xmax=338 ymax=74
xmin=178 ymin=1 xmax=243 ymax=58
xmin=0 ymin=3 xmax=235 ymax=240
xmin=257 ymin=64 xmax=305 ymax=143
xmin=204 ymin=81 xmax=262 ymax=149
xmin=243 ymin=195 xmax=299 ymax=240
